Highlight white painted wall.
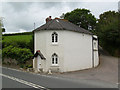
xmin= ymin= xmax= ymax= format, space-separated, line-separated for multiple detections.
xmin=46 ymin=30 xmax=65 ymax=72
xmin=34 ymin=31 xmax=47 ymax=72
xmin=34 ymin=30 xmax=99 ymax=72
xmin=63 ymin=31 xmax=93 ymax=72
xmin=34 ymin=30 xmax=64 ymax=72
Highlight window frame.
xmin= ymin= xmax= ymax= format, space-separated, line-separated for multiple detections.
xmin=52 ymin=32 xmax=58 ymax=44
xmin=51 ymin=53 xmax=58 ymax=66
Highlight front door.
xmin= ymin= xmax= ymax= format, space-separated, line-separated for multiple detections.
xmin=37 ymin=56 xmax=41 ymax=71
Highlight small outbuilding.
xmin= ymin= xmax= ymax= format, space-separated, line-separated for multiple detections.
xmin=33 ymin=17 xmax=99 ymax=73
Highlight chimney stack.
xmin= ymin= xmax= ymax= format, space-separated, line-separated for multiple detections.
xmin=46 ymin=16 xmax=52 ymax=23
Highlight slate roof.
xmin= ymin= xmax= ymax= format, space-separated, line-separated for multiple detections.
xmin=33 ymin=18 xmax=92 ymax=35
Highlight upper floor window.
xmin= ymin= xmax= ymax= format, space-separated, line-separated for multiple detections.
xmin=94 ymin=41 xmax=98 ymax=50
xmin=52 ymin=53 xmax=58 ymax=65
xmin=52 ymin=32 xmax=58 ymax=43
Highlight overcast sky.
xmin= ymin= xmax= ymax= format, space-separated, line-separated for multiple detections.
xmin=1 ymin=1 xmax=118 ymax=33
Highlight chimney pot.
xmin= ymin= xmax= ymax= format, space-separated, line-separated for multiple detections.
xmin=46 ymin=16 xmax=52 ymax=23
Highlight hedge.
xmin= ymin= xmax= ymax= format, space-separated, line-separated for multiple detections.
xmin=2 ymin=45 xmax=33 ymax=64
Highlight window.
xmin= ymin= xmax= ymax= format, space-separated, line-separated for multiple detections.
xmin=93 ymin=41 xmax=98 ymax=50
xmin=52 ymin=32 xmax=58 ymax=43
xmin=52 ymin=53 xmax=58 ymax=65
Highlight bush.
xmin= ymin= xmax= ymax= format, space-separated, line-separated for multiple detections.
xmin=2 ymin=45 xmax=33 ymax=64
xmin=20 ymin=64 xmax=24 ymax=68
xmin=28 ymin=34 xmax=34 ymax=53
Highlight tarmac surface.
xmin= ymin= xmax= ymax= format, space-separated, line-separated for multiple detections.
xmin=51 ymin=54 xmax=118 ymax=84
xmin=1 ymin=66 xmax=118 ymax=88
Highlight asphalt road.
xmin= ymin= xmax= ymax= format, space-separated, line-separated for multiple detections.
xmin=0 ymin=66 xmax=118 ymax=89
xmin=2 ymin=77 xmax=31 ymax=88
xmin=53 ymin=54 xmax=118 ymax=84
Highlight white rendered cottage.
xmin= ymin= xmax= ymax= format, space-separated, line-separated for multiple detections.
xmin=33 ymin=18 xmax=99 ymax=73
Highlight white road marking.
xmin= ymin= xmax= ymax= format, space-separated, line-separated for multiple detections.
xmin=1 ymin=66 xmax=24 ymax=72
xmin=0 ymin=73 xmax=48 ymax=89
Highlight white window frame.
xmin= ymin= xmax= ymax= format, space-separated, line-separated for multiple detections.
xmin=93 ymin=40 xmax=98 ymax=50
xmin=52 ymin=53 xmax=58 ymax=66
xmin=52 ymin=32 xmax=58 ymax=44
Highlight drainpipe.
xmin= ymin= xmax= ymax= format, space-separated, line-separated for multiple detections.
xmin=92 ymin=35 xmax=94 ymax=68
xmin=33 ymin=31 xmax=34 ymax=54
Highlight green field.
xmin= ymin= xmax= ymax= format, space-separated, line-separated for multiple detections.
xmin=3 ymin=35 xmax=32 ymax=43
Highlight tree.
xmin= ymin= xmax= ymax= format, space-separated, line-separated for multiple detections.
xmin=62 ymin=8 xmax=96 ymax=30
xmin=0 ymin=19 xmax=2 ymax=33
xmin=0 ymin=17 xmax=5 ymax=33
xmin=96 ymin=11 xmax=120 ymax=56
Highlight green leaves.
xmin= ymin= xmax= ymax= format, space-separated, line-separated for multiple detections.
xmin=2 ymin=33 xmax=34 ymax=65
xmin=0 ymin=17 xmax=5 ymax=32
xmin=2 ymin=46 xmax=33 ymax=64
xmin=96 ymin=11 xmax=120 ymax=56
xmin=63 ymin=8 xmax=96 ymax=30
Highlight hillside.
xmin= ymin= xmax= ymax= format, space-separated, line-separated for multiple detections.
xmin=3 ymin=34 xmax=32 ymax=43
xmin=2 ymin=32 xmax=34 ymax=69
